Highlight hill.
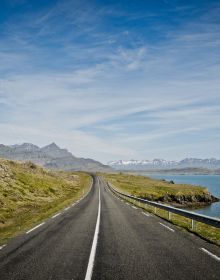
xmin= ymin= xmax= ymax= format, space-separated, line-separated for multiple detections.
xmin=101 ymin=173 xmax=219 ymax=207
xmin=0 ymin=143 xmax=111 ymax=172
xmin=0 ymin=158 xmax=91 ymax=244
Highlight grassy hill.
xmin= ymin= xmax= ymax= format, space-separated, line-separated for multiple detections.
xmin=0 ymin=159 xmax=91 ymax=244
xmin=102 ymin=173 xmax=218 ymax=207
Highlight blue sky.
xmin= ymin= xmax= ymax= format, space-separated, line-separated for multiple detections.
xmin=0 ymin=0 xmax=220 ymax=163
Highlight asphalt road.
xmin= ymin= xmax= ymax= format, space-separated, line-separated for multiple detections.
xmin=0 ymin=175 xmax=220 ymax=280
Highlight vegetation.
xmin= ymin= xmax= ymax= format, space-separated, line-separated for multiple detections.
xmin=101 ymin=173 xmax=220 ymax=246
xmin=0 ymin=159 xmax=91 ymax=244
xmin=102 ymin=173 xmax=215 ymax=206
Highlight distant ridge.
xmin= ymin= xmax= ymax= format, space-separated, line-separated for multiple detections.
xmin=109 ymin=158 xmax=220 ymax=170
xmin=0 ymin=143 xmax=111 ymax=172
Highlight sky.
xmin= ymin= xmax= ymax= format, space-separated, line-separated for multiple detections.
xmin=0 ymin=0 xmax=220 ymax=163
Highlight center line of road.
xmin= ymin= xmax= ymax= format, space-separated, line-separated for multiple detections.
xmin=159 ymin=222 xmax=175 ymax=232
xmin=200 ymin=248 xmax=220 ymax=262
xmin=26 ymin=222 xmax=45 ymax=234
xmin=85 ymin=179 xmax=101 ymax=280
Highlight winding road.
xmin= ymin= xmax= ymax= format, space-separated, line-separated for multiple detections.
xmin=0 ymin=175 xmax=219 ymax=279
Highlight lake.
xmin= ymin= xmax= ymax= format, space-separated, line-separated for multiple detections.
xmin=143 ymin=174 xmax=220 ymax=218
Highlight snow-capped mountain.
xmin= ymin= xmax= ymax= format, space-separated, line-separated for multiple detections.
xmin=108 ymin=158 xmax=220 ymax=170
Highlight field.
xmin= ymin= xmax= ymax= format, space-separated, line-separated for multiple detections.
xmin=0 ymin=159 xmax=91 ymax=244
xmin=102 ymin=173 xmax=214 ymax=205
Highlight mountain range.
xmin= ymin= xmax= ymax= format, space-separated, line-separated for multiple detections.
xmin=108 ymin=158 xmax=220 ymax=170
xmin=1 ymin=143 xmax=219 ymax=172
xmin=0 ymin=143 xmax=111 ymax=172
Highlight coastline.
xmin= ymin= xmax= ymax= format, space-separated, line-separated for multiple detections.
xmin=104 ymin=172 xmax=220 ymax=217
xmin=138 ymin=189 xmax=219 ymax=208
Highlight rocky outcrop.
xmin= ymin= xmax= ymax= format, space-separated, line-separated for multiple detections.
xmin=139 ymin=192 xmax=219 ymax=208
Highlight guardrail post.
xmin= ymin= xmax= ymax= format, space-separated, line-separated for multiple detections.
xmin=168 ymin=211 xmax=171 ymax=220
xmin=191 ymin=219 xmax=195 ymax=230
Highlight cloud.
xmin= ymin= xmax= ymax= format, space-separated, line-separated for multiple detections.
xmin=0 ymin=0 xmax=220 ymax=162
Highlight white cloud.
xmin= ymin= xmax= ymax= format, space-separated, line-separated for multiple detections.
xmin=0 ymin=1 xmax=220 ymax=162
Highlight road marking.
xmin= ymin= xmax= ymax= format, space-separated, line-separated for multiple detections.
xmin=0 ymin=244 xmax=6 ymax=250
xmin=64 ymin=206 xmax=70 ymax=211
xmin=85 ymin=180 xmax=101 ymax=280
xmin=132 ymin=206 xmax=138 ymax=209
xmin=200 ymin=248 xmax=220 ymax=262
xmin=51 ymin=213 xmax=61 ymax=219
xmin=26 ymin=222 xmax=45 ymax=234
xmin=142 ymin=212 xmax=150 ymax=217
xmin=126 ymin=202 xmax=129 ymax=205
xmin=159 ymin=222 xmax=175 ymax=232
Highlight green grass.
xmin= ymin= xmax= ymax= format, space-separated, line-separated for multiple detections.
xmin=101 ymin=173 xmax=220 ymax=246
xmin=0 ymin=159 xmax=91 ymax=244
xmin=102 ymin=173 xmax=210 ymax=201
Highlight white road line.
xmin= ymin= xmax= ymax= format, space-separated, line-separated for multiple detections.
xmin=72 ymin=203 xmax=75 ymax=206
xmin=85 ymin=181 xmax=101 ymax=280
xmin=51 ymin=213 xmax=61 ymax=219
xmin=126 ymin=202 xmax=129 ymax=205
xmin=200 ymin=248 xmax=220 ymax=262
xmin=0 ymin=244 xmax=6 ymax=250
xmin=26 ymin=222 xmax=45 ymax=234
xmin=64 ymin=206 xmax=70 ymax=211
xmin=142 ymin=212 xmax=150 ymax=217
xmin=132 ymin=206 xmax=137 ymax=209
xmin=159 ymin=222 xmax=175 ymax=232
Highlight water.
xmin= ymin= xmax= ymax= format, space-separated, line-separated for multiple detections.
xmin=144 ymin=174 xmax=220 ymax=218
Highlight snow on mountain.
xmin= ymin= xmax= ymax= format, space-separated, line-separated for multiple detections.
xmin=108 ymin=158 xmax=220 ymax=170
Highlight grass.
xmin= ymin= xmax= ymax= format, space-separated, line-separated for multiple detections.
xmin=101 ymin=172 xmax=220 ymax=246
xmin=0 ymin=159 xmax=91 ymax=245
xmin=102 ymin=173 xmax=211 ymax=202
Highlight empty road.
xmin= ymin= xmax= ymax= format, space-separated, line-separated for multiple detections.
xmin=0 ymin=175 xmax=219 ymax=279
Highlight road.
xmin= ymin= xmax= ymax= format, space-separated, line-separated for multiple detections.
xmin=0 ymin=175 xmax=220 ymax=279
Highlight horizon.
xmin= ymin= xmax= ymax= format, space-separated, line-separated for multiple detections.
xmin=0 ymin=0 xmax=220 ymax=162
xmin=1 ymin=142 xmax=220 ymax=164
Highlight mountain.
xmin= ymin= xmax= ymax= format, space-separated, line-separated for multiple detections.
xmin=108 ymin=158 xmax=220 ymax=170
xmin=0 ymin=143 xmax=111 ymax=172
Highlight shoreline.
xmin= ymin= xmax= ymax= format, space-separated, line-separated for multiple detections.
xmin=138 ymin=192 xmax=220 ymax=209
